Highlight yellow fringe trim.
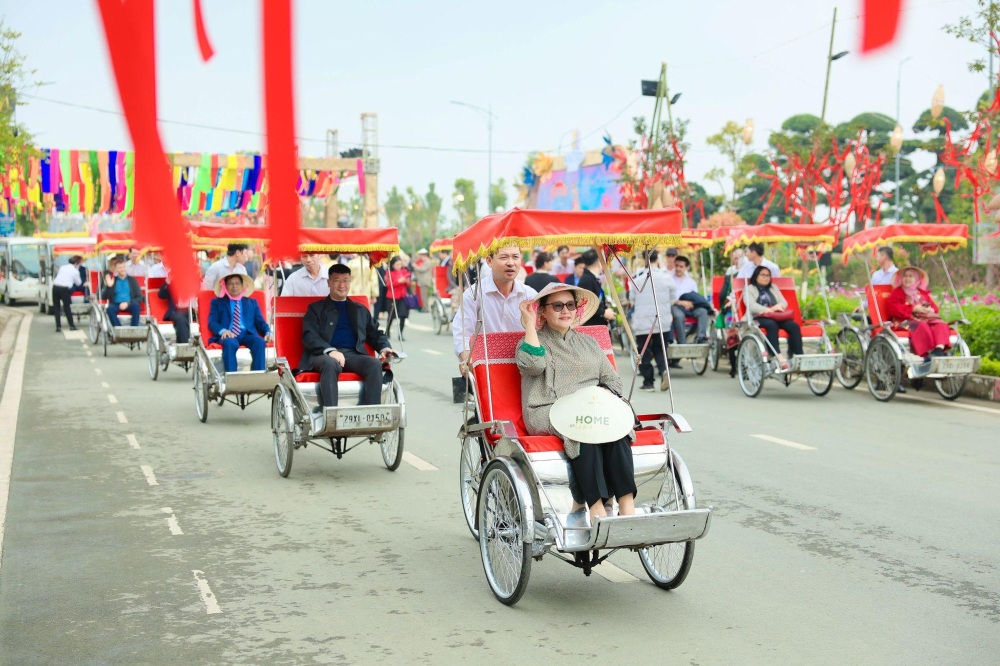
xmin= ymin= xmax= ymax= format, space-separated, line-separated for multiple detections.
xmin=35 ymin=231 xmax=92 ymax=238
xmin=724 ymin=232 xmax=836 ymax=250
xmin=453 ymin=233 xmax=683 ymax=273
xmin=844 ymin=235 xmax=967 ymax=256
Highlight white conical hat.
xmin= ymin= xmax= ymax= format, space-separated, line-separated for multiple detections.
xmin=549 ymin=385 xmax=634 ymax=444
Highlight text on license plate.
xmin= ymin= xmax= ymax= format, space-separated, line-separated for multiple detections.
xmin=938 ymin=358 xmax=974 ymax=373
xmin=336 ymin=407 xmax=393 ymax=429
xmin=799 ymin=357 xmax=834 ymax=371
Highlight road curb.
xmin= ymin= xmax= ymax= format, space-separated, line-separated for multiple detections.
xmin=964 ymin=373 xmax=1000 ymax=403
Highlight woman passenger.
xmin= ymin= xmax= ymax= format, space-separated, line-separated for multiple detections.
xmin=515 ymin=283 xmax=636 ymax=520
xmin=886 ymin=266 xmax=951 ymax=360
xmin=384 ymin=256 xmax=412 ymax=342
xmin=746 ymin=266 xmax=803 ymax=369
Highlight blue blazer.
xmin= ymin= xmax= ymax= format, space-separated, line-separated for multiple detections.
xmin=208 ymin=296 xmax=269 ymax=343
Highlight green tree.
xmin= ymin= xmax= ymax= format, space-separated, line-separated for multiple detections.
xmin=453 ymin=178 xmax=478 ymax=227
xmin=489 ymin=177 xmax=508 ymax=214
xmin=705 ymin=120 xmax=755 ymax=207
xmin=384 ymin=186 xmax=406 ymax=228
xmin=424 ymin=182 xmax=443 ymax=239
xmin=0 ymin=20 xmax=39 ymax=173
xmin=943 ymin=0 xmax=1000 ymax=73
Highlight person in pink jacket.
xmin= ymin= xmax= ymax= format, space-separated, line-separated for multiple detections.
xmin=384 ymin=256 xmax=412 ymax=341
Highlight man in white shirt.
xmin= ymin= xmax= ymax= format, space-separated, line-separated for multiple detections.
xmin=551 ymin=245 xmax=575 ymax=275
xmin=52 ymin=255 xmax=84 ymax=332
xmin=147 ymin=253 xmax=168 ymax=279
xmin=201 ymin=243 xmax=249 ymax=290
xmin=125 ymin=247 xmax=148 ymax=277
xmin=736 ymin=242 xmax=781 ymax=280
xmin=671 ymin=255 xmax=712 ymax=345
xmin=630 ymin=250 xmax=677 ymax=391
xmin=870 ymin=247 xmax=898 ymax=285
xmin=280 ymin=254 xmax=330 ymax=297
xmin=452 ymin=244 xmax=537 ymax=375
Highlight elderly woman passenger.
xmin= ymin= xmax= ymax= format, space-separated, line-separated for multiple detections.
xmin=515 ymin=283 xmax=636 ymax=520
xmin=886 ymin=266 xmax=951 ymax=360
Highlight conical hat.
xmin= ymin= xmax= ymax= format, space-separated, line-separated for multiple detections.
xmin=215 ymin=272 xmax=254 ymax=296
xmin=549 ymin=385 xmax=634 ymax=444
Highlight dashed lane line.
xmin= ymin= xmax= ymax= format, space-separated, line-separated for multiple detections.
xmin=101 ymin=381 xmax=109 ymax=388
xmin=89 ymin=359 xmax=95 ymax=364
xmin=406 ymin=323 xmax=432 ymax=332
xmin=94 ymin=368 xmax=102 ymax=376
xmin=140 ymin=465 xmax=159 ymax=486
xmin=116 ymin=411 xmax=128 ymax=424
xmin=107 ymin=394 xmax=118 ymax=404
xmin=750 ymin=434 xmax=817 ymax=451
xmin=161 ymin=507 xmax=183 ymax=535
xmin=62 ymin=330 xmax=85 ymax=340
xmin=593 ymin=561 xmax=639 ymax=583
xmin=85 ymin=350 xmax=92 ymax=357
xmin=192 ymin=570 xmax=223 ymax=614
xmin=126 ymin=434 xmax=140 ymax=450
xmin=0 ymin=312 xmax=32 ymax=572
xmin=402 ymin=452 xmax=438 ymax=471
xmin=422 ymin=348 xmax=443 ymax=356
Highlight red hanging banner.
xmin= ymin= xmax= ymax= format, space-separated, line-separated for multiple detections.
xmin=192 ymin=0 xmax=215 ymax=61
xmin=861 ymin=0 xmax=903 ymax=53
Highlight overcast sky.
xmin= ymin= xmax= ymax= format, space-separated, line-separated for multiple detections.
xmin=5 ymin=0 xmax=992 ymax=220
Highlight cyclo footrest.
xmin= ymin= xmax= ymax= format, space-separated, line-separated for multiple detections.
xmin=788 ymin=353 xmax=840 ymax=373
xmin=565 ymin=508 xmax=713 ymax=552
xmin=111 ymin=325 xmax=149 ymax=342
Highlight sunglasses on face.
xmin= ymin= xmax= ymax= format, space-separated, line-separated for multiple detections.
xmin=545 ymin=300 xmax=577 ymax=312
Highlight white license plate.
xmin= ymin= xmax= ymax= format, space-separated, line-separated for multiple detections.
xmin=799 ymin=357 xmax=835 ymax=372
xmin=937 ymin=358 xmax=974 ymax=374
xmin=336 ymin=406 xmax=394 ymax=430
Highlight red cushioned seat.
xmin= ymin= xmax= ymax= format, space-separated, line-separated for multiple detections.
xmin=294 ymin=371 xmax=363 ymax=382
xmin=521 ymin=428 xmax=665 ymax=453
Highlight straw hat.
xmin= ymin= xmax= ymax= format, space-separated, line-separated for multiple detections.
xmin=417 ymin=248 xmax=429 ymax=255
xmin=215 ymin=272 xmax=254 ymax=296
xmin=549 ymin=386 xmax=635 ymax=444
xmin=891 ymin=266 xmax=928 ymax=290
xmin=529 ymin=282 xmax=600 ymax=328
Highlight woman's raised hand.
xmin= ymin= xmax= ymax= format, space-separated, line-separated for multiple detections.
xmin=519 ymin=299 xmax=537 ymax=330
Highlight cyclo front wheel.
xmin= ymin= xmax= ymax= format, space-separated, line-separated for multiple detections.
xmin=478 ymin=460 xmax=532 ymax=606
xmin=736 ymin=336 xmax=766 ymax=398
xmin=865 ymin=337 xmax=900 ymax=402
xmin=459 ymin=427 xmax=485 ymax=539
xmin=272 ymin=384 xmax=295 ymax=477
xmin=379 ymin=382 xmax=404 ymax=470
xmin=934 ymin=338 xmax=971 ymax=401
xmin=147 ymin=330 xmax=159 ymax=381
xmin=194 ymin=355 xmax=210 ymax=422
xmin=639 ymin=466 xmax=695 ymax=590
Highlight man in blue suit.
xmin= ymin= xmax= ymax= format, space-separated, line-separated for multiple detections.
xmin=208 ymin=272 xmax=271 ymax=373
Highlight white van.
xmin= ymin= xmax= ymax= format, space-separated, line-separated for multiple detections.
xmin=0 ymin=237 xmax=45 ymax=305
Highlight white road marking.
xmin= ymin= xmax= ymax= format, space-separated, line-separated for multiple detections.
xmin=422 ymin=348 xmax=443 ymax=356
xmin=750 ymin=434 xmax=817 ymax=451
xmin=140 ymin=465 xmax=159 ymax=486
xmin=407 ymin=323 xmax=432 ymax=332
xmin=62 ymin=330 xmax=85 ymax=340
xmin=85 ymin=350 xmax=92 ymax=357
xmin=89 ymin=359 xmax=95 ymax=364
xmin=192 ymin=570 xmax=222 ymax=614
xmin=116 ymin=411 xmax=128 ymax=424
xmin=161 ymin=507 xmax=183 ymax=535
xmin=896 ymin=393 xmax=1000 ymax=415
xmin=126 ymin=434 xmax=140 ymax=450
xmin=402 ymin=452 xmax=438 ymax=471
xmin=94 ymin=368 xmax=102 ymax=375
xmin=107 ymin=394 xmax=118 ymax=404
xmin=0 ymin=313 xmax=32 ymax=572
xmin=593 ymin=561 xmax=639 ymax=583
xmin=101 ymin=381 xmax=109 ymax=388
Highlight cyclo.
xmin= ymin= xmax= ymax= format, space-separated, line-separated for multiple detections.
xmin=89 ymin=232 xmax=149 ymax=356
xmin=665 ymin=228 xmax=719 ymax=375
xmin=837 ymin=223 xmax=980 ymax=401
xmin=427 ymin=237 xmax=454 ymax=335
xmin=454 ymin=208 xmax=712 ymax=606
xmin=268 ymin=227 xmax=406 ymax=477
xmin=727 ymin=223 xmax=843 ymax=398
xmin=187 ymin=221 xmax=278 ymax=422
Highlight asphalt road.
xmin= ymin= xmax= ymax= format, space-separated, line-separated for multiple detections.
xmin=0 ymin=304 xmax=997 ymax=665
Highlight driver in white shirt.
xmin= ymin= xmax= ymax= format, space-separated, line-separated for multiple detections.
xmin=280 ymin=254 xmax=330 ymax=297
xmin=125 ymin=247 xmax=148 ymax=277
xmin=736 ymin=242 xmax=781 ymax=280
xmin=147 ymin=252 xmax=168 ymax=278
xmin=870 ymin=247 xmax=898 ymax=285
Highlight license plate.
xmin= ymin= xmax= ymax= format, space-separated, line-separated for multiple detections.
xmin=937 ymin=357 xmax=974 ymax=374
xmin=799 ymin=356 xmax=835 ymax=372
xmin=336 ymin=406 xmax=394 ymax=430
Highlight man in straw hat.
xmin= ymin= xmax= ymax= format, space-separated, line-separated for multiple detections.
xmin=208 ymin=272 xmax=271 ymax=373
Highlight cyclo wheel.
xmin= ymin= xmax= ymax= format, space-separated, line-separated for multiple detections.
xmin=379 ymin=382 xmax=405 ymax=470
xmin=806 ymin=371 xmax=834 ymax=396
xmin=193 ymin=355 xmax=210 ymax=422
xmin=691 ymin=349 xmax=709 ymax=376
xmin=459 ymin=426 xmax=485 ymax=539
xmin=736 ymin=336 xmax=766 ymax=398
xmin=865 ymin=336 xmax=900 ymax=402
xmin=88 ymin=310 xmax=100 ymax=344
xmin=834 ymin=328 xmax=864 ymax=390
xmin=709 ymin=331 xmax=721 ymax=372
xmin=146 ymin=330 xmax=159 ymax=381
xmin=934 ymin=338 xmax=970 ymax=401
xmin=271 ymin=384 xmax=294 ymax=477
xmin=478 ymin=460 xmax=532 ymax=606
xmin=102 ymin=327 xmax=108 ymax=356
xmin=639 ymin=466 xmax=695 ymax=590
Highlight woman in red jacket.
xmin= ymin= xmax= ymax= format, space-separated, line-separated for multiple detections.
xmin=885 ymin=266 xmax=951 ymax=359
xmin=384 ymin=255 xmax=412 ymax=341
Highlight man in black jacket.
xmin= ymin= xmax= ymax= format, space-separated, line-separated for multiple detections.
xmin=577 ymin=249 xmax=616 ymax=327
xmin=101 ymin=257 xmax=143 ymax=326
xmin=300 ymin=264 xmax=396 ymax=408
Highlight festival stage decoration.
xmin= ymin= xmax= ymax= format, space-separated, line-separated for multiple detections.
xmin=520 ymin=139 xmax=628 ymax=212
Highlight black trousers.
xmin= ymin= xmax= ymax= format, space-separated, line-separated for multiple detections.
xmin=52 ymin=285 xmax=74 ymax=330
xmin=636 ymin=333 xmax=666 ymax=385
xmin=169 ymin=309 xmax=191 ymax=344
xmin=308 ymin=350 xmax=383 ymax=407
xmin=570 ymin=437 xmax=637 ymax=507
xmin=755 ymin=316 xmax=804 ymax=357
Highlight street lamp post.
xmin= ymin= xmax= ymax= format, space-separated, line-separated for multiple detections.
xmin=451 ymin=101 xmax=497 ymax=215
xmin=895 ymin=57 xmax=912 ymax=224
xmin=820 ymin=7 xmax=849 ymax=125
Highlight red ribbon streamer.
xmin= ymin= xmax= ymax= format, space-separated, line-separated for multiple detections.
xmin=861 ymin=0 xmax=903 ymax=54
xmin=95 ymin=0 xmax=199 ymax=298
xmin=192 ymin=0 xmax=215 ymax=62
xmin=262 ymin=0 xmax=300 ymax=259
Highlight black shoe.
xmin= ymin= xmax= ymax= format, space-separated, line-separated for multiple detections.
xmin=668 ymin=359 xmax=682 ymax=369
xmin=639 ymin=384 xmax=654 ymax=392
xmin=69 ymin=326 xmax=78 ymax=331
xmin=55 ymin=328 xmax=62 ymax=333
xmin=931 ymin=348 xmax=946 ymax=358
xmin=897 ymin=385 xmax=907 ymax=394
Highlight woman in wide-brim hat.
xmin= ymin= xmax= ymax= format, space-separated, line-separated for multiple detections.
xmin=514 ymin=282 xmax=637 ymax=520
xmin=886 ymin=265 xmax=951 ymax=359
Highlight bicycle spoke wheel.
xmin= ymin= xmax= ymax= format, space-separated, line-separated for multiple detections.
xmin=834 ymin=328 xmax=865 ymax=390
xmin=865 ymin=337 xmax=900 ymax=402
xmin=478 ymin=462 xmax=531 ymax=605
